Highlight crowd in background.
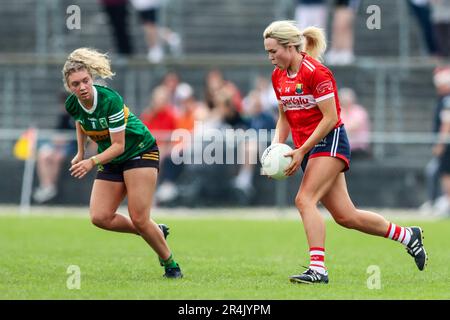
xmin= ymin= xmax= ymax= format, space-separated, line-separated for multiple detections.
xmin=34 ymin=68 xmax=375 ymax=206
xmin=27 ymin=0 xmax=449 ymax=217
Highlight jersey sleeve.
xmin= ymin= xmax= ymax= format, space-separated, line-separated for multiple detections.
xmin=310 ymin=66 xmax=335 ymax=103
xmin=271 ymin=69 xmax=281 ymax=101
xmin=106 ymin=94 xmax=126 ymax=133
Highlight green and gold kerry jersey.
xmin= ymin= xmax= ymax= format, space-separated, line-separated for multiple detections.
xmin=65 ymin=84 xmax=156 ymax=164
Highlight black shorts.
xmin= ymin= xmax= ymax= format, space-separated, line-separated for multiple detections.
xmin=96 ymin=144 xmax=160 ymax=182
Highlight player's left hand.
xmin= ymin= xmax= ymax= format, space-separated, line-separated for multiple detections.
xmin=69 ymin=159 xmax=95 ymax=179
xmin=283 ymin=148 xmax=304 ymax=176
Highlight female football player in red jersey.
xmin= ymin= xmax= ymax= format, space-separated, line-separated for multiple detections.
xmin=263 ymin=21 xmax=427 ymax=284
xmin=62 ymin=48 xmax=182 ymax=278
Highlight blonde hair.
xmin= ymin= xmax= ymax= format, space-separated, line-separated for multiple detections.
xmin=263 ymin=20 xmax=327 ymax=61
xmin=62 ymin=48 xmax=115 ymax=91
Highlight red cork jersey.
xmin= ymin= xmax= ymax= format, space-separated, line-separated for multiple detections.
xmin=271 ymin=52 xmax=342 ymax=148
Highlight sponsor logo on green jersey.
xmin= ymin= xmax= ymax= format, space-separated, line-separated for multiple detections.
xmin=99 ymin=118 xmax=108 ymax=129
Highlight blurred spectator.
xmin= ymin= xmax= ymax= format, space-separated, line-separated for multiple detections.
xmin=159 ymin=71 xmax=206 ymax=114
xmin=295 ymin=0 xmax=327 ymax=31
xmin=99 ymin=0 xmax=134 ymax=56
xmin=140 ymin=85 xmax=179 ymax=203
xmin=431 ymin=0 xmax=450 ymax=57
xmin=339 ymin=88 xmax=371 ymax=159
xmin=33 ymin=99 xmax=77 ymax=203
xmin=175 ymin=83 xmax=209 ymax=131
xmin=141 ymin=85 xmax=178 ymax=158
xmin=154 ymin=83 xmax=210 ymax=204
xmin=232 ymin=79 xmax=277 ymax=198
xmin=248 ymin=76 xmax=279 ymax=119
xmin=326 ymin=0 xmax=360 ymax=65
xmin=160 ymin=71 xmax=181 ymax=107
xmin=130 ymin=0 xmax=181 ymax=62
xmin=422 ymin=66 xmax=450 ymax=216
xmin=204 ymin=69 xmax=246 ymax=129
xmin=407 ymin=0 xmax=440 ymax=57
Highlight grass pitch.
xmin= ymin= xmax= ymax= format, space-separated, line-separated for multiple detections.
xmin=0 ymin=208 xmax=449 ymax=300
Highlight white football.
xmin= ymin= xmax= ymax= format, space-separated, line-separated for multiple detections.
xmin=260 ymin=143 xmax=293 ymax=180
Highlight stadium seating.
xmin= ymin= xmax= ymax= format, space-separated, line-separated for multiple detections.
xmin=0 ymin=0 xmax=442 ymax=207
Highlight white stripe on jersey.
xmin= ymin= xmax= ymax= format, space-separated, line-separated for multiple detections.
xmin=303 ymin=59 xmax=316 ymax=71
xmin=315 ymin=92 xmax=335 ymax=102
xmin=109 ymin=124 xmax=126 ymax=133
xmin=109 ymin=110 xmax=124 ymax=121
xmin=109 ymin=116 xmax=124 ymax=123
xmin=303 ymin=60 xmax=315 ymax=72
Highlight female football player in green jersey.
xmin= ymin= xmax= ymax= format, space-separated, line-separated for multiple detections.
xmin=62 ymin=48 xmax=182 ymax=279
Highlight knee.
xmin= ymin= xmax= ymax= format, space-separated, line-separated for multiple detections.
xmin=130 ymin=213 xmax=148 ymax=231
xmin=295 ymin=194 xmax=315 ymax=214
xmin=333 ymin=214 xmax=357 ymax=229
xmin=90 ymin=213 xmax=111 ymax=229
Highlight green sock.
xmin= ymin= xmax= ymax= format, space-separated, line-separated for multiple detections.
xmin=160 ymin=254 xmax=177 ymax=268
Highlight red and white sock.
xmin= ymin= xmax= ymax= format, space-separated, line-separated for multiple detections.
xmin=384 ymin=223 xmax=411 ymax=246
xmin=309 ymin=247 xmax=327 ymax=275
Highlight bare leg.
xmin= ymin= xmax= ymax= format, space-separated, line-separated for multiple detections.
xmin=320 ymin=173 xmax=390 ymax=236
xmin=143 ymin=22 xmax=160 ymax=49
xmin=295 ymin=157 xmax=345 ymax=248
xmin=124 ymin=167 xmax=171 ymax=260
xmin=89 ymin=179 xmax=139 ymax=234
xmin=36 ymin=147 xmax=63 ymax=188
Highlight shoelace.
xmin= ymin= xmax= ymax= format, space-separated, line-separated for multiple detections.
xmin=300 ymin=265 xmax=310 ymax=271
xmin=300 ymin=265 xmax=318 ymax=277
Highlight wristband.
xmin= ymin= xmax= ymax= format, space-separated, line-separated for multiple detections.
xmin=90 ymin=156 xmax=101 ymax=166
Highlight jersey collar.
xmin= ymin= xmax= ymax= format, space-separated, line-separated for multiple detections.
xmin=287 ymin=52 xmax=306 ymax=79
xmin=78 ymin=85 xmax=98 ymax=114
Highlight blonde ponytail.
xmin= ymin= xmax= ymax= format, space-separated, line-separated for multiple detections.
xmin=302 ymin=27 xmax=327 ymax=61
xmin=62 ymin=48 xmax=115 ymax=91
